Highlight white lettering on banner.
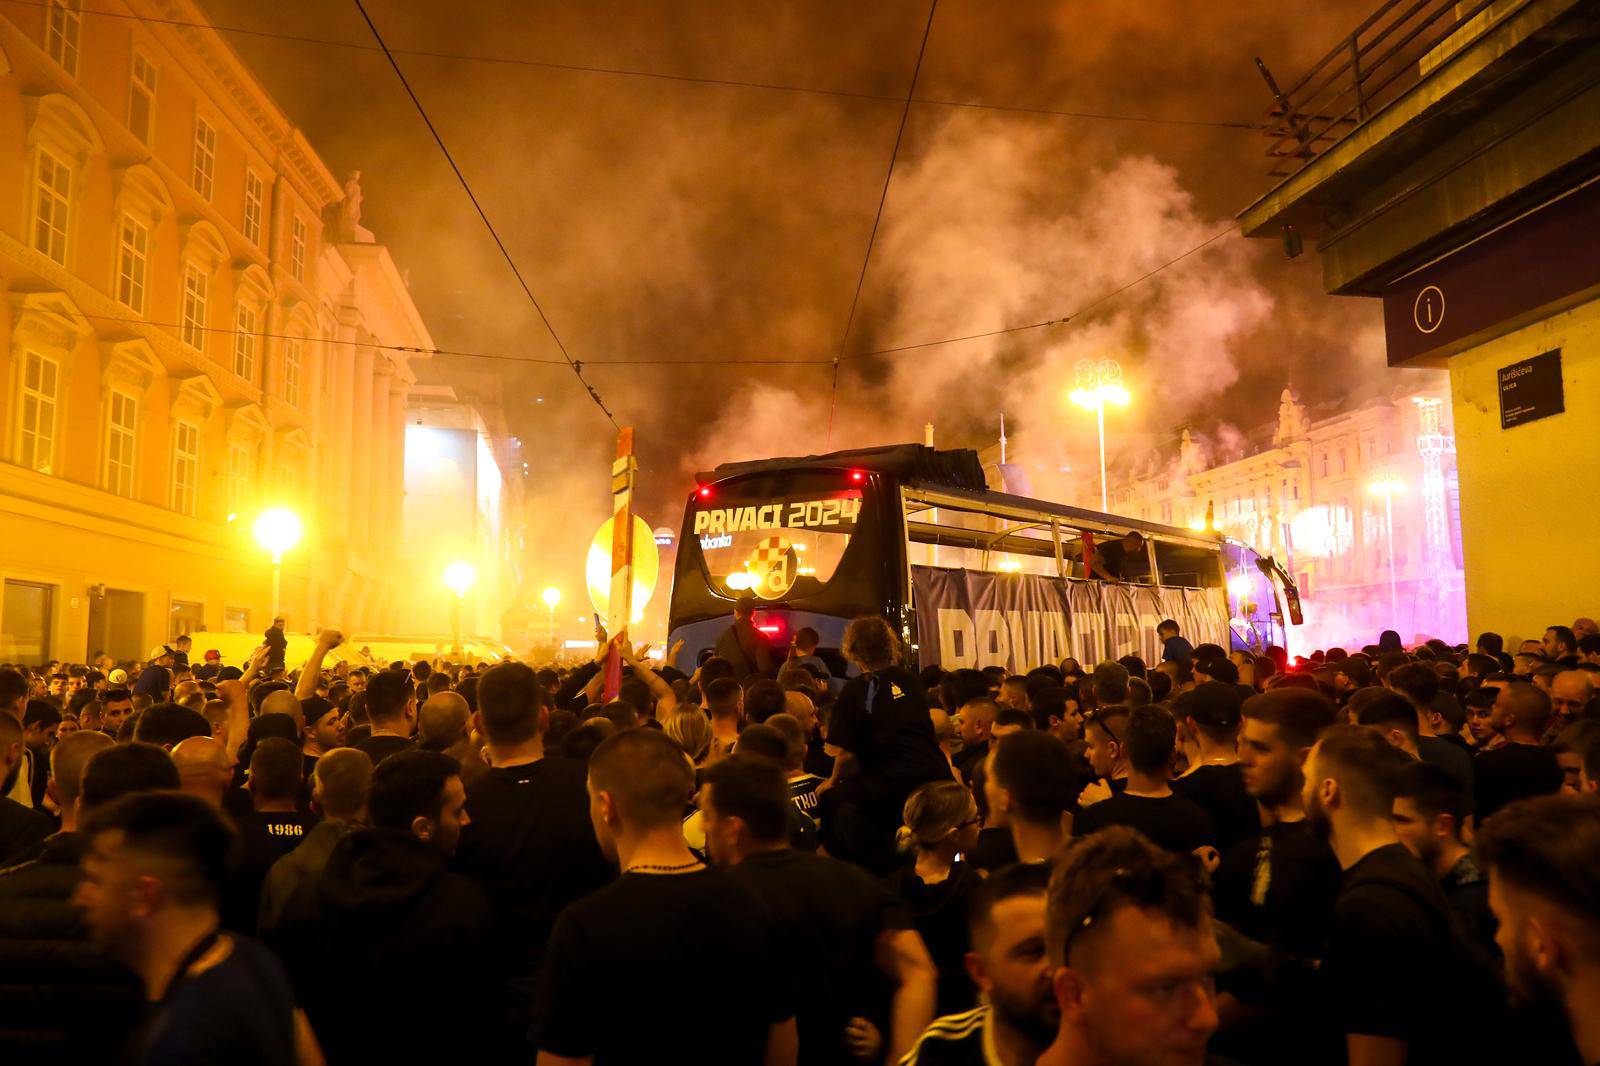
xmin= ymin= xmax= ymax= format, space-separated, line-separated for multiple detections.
xmin=913 ymin=567 xmax=1232 ymax=672
xmin=938 ymin=609 xmax=976 ymax=668
xmin=699 ymin=534 xmax=732 ymax=550
xmin=1135 ymin=613 xmax=1163 ymax=661
xmin=974 ymin=610 xmax=1011 ymax=668
xmin=1071 ymin=611 xmax=1105 ymax=665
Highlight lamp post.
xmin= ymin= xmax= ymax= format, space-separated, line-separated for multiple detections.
xmin=1368 ymin=476 xmax=1405 ymax=627
xmin=253 ymin=508 xmax=303 ymax=622
xmin=443 ymin=561 xmax=477 ymax=657
xmin=542 ymin=586 xmax=561 ymax=645
xmin=1069 ymin=358 xmax=1131 ymax=513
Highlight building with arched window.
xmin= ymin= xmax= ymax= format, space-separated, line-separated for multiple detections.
xmin=0 ymin=2 xmax=437 ymax=664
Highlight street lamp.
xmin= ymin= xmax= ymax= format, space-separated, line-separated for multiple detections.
xmin=443 ymin=561 xmax=477 ymax=656
xmin=1368 ymin=476 xmax=1405 ymax=627
xmin=253 ymin=508 xmax=303 ymax=621
xmin=1069 ymin=357 xmax=1131 ymax=513
xmin=542 ymin=586 xmax=561 ymax=644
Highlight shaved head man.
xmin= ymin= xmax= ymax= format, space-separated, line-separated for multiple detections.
xmin=171 ymin=736 xmax=233 ymax=808
xmin=259 ymin=689 xmax=304 ymax=732
xmin=419 ymin=692 xmax=471 ymax=747
xmin=1550 ymin=671 xmax=1594 ymax=730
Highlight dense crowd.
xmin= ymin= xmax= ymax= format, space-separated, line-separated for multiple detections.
xmin=2 ymin=608 xmax=1599 ymax=1066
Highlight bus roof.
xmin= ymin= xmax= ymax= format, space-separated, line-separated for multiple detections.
xmin=904 ymin=483 xmax=1230 ymax=549
xmin=696 ymin=443 xmax=1231 ymax=550
xmin=696 ymin=443 xmax=987 ymax=492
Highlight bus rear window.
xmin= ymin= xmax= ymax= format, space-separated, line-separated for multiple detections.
xmin=691 ymin=484 xmax=863 ymax=601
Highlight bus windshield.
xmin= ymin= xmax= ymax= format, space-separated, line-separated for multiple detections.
xmin=687 ymin=471 xmax=865 ymax=603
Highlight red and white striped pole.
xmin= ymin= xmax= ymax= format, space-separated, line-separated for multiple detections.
xmin=602 ymin=427 xmax=637 ymax=701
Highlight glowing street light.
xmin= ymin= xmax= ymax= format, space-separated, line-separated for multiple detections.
xmin=253 ymin=508 xmax=303 ymax=621
xmin=542 ymin=586 xmax=561 ymax=643
xmin=1368 ymin=476 xmax=1406 ymax=628
xmin=1069 ymin=357 xmax=1131 ymax=513
xmin=443 ymin=561 xmax=477 ymax=655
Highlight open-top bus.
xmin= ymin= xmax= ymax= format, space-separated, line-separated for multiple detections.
xmin=666 ymin=444 xmax=1302 ymax=677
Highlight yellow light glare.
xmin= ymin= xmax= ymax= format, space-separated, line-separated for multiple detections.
xmin=1069 ymin=384 xmax=1131 ymax=410
xmin=1227 ymin=574 xmax=1254 ymax=598
xmin=725 ymin=571 xmax=755 ymax=591
xmin=1368 ymin=477 xmax=1406 ymax=497
xmin=442 ymin=561 xmax=478 ymax=597
xmin=541 ymin=586 xmax=562 ymax=609
xmin=1188 ymin=518 xmax=1207 ymax=531
xmin=253 ymin=508 xmax=303 ymax=558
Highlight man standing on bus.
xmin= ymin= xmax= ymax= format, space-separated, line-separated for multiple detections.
xmin=1086 ymin=531 xmax=1149 ymax=583
xmin=716 ymin=596 xmax=775 ymax=680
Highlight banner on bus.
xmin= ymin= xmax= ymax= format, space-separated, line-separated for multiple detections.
xmin=910 ymin=566 xmax=1229 ymax=673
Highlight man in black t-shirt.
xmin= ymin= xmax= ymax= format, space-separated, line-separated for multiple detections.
xmin=1214 ymin=689 xmax=1342 ymax=958
xmin=1385 ymin=663 xmax=1476 ymax=797
xmin=1171 ymin=682 xmax=1258 ymax=853
xmin=353 ymin=670 xmax=416 ymax=766
xmin=1391 ymin=760 xmax=1496 ymax=955
xmin=532 ymin=730 xmax=796 ymax=1064
xmin=74 ymin=791 xmax=310 ymax=1065
xmin=952 ymin=697 xmax=997 ymax=783
xmin=1475 ymin=682 xmax=1563 ymax=821
xmin=456 ymin=663 xmax=615 ymax=1052
xmin=702 ymin=756 xmax=936 ymax=1063
xmin=1305 ymin=724 xmax=1496 ymax=1065
xmin=1074 ymin=706 xmax=1214 ymax=854
xmin=983 ymin=731 xmax=1078 ymax=865
xmin=242 ymin=738 xmax=315 ymax=859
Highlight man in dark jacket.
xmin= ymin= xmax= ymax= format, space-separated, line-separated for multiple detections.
xmin=264 ymin=616 xmax=289 ymax=676
xmin=0 ymin=737 xmax=178 ymax=1064
xmin=280 ymin=750 xmax=492 ymax=1065
xmin=715 ymin=595 xmax=774 ymax=679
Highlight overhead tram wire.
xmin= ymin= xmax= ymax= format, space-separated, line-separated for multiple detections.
xmin=0 ymin=0 xmax=1266 ymax=132
xmin=55 ymin=225 xmax=1237 ymax=373
xmin=825 ymin=0 xmax=940 ymax=450
xmin=841 ymin=224 xmax=1237 ymax=361
xmin=350 ymin=0 xmax=620 ymax=428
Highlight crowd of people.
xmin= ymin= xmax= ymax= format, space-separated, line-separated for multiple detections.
xmin=2 ymin=609 xmax=1599 ymax=1066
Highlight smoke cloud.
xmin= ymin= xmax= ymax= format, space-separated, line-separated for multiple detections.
xmin=203 ymin=0 xmax=1450 ymax=646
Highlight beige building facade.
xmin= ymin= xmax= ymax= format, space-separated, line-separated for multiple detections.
xmin=0 ymin=0 xmax=428 ymax=665
xmin=1107 ymin=385 xmax=1466 ymax=650
xmin=1236 ymin=0 xmax=1600 ymax=639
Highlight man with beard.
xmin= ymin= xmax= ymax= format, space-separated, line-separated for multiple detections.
xmin=1209 ymin=690 xmax=1342 ymax=1064
xmin=1304 ymin=724 xmax=1494 ymax=1065
xmin=900 ymin=863 xmax=1056 ymax=1065
xmin=1478 ymin=793 xmax=1600 ymax=1066
xmin=1390 ymin=761 xmax=1495 ymax=955
xmin=1034 ymin=826 xmax=1220 ymax=1066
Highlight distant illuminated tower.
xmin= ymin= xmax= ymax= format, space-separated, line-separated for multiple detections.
xmin=1413 ymin=396 xmax=1454 ymax=634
